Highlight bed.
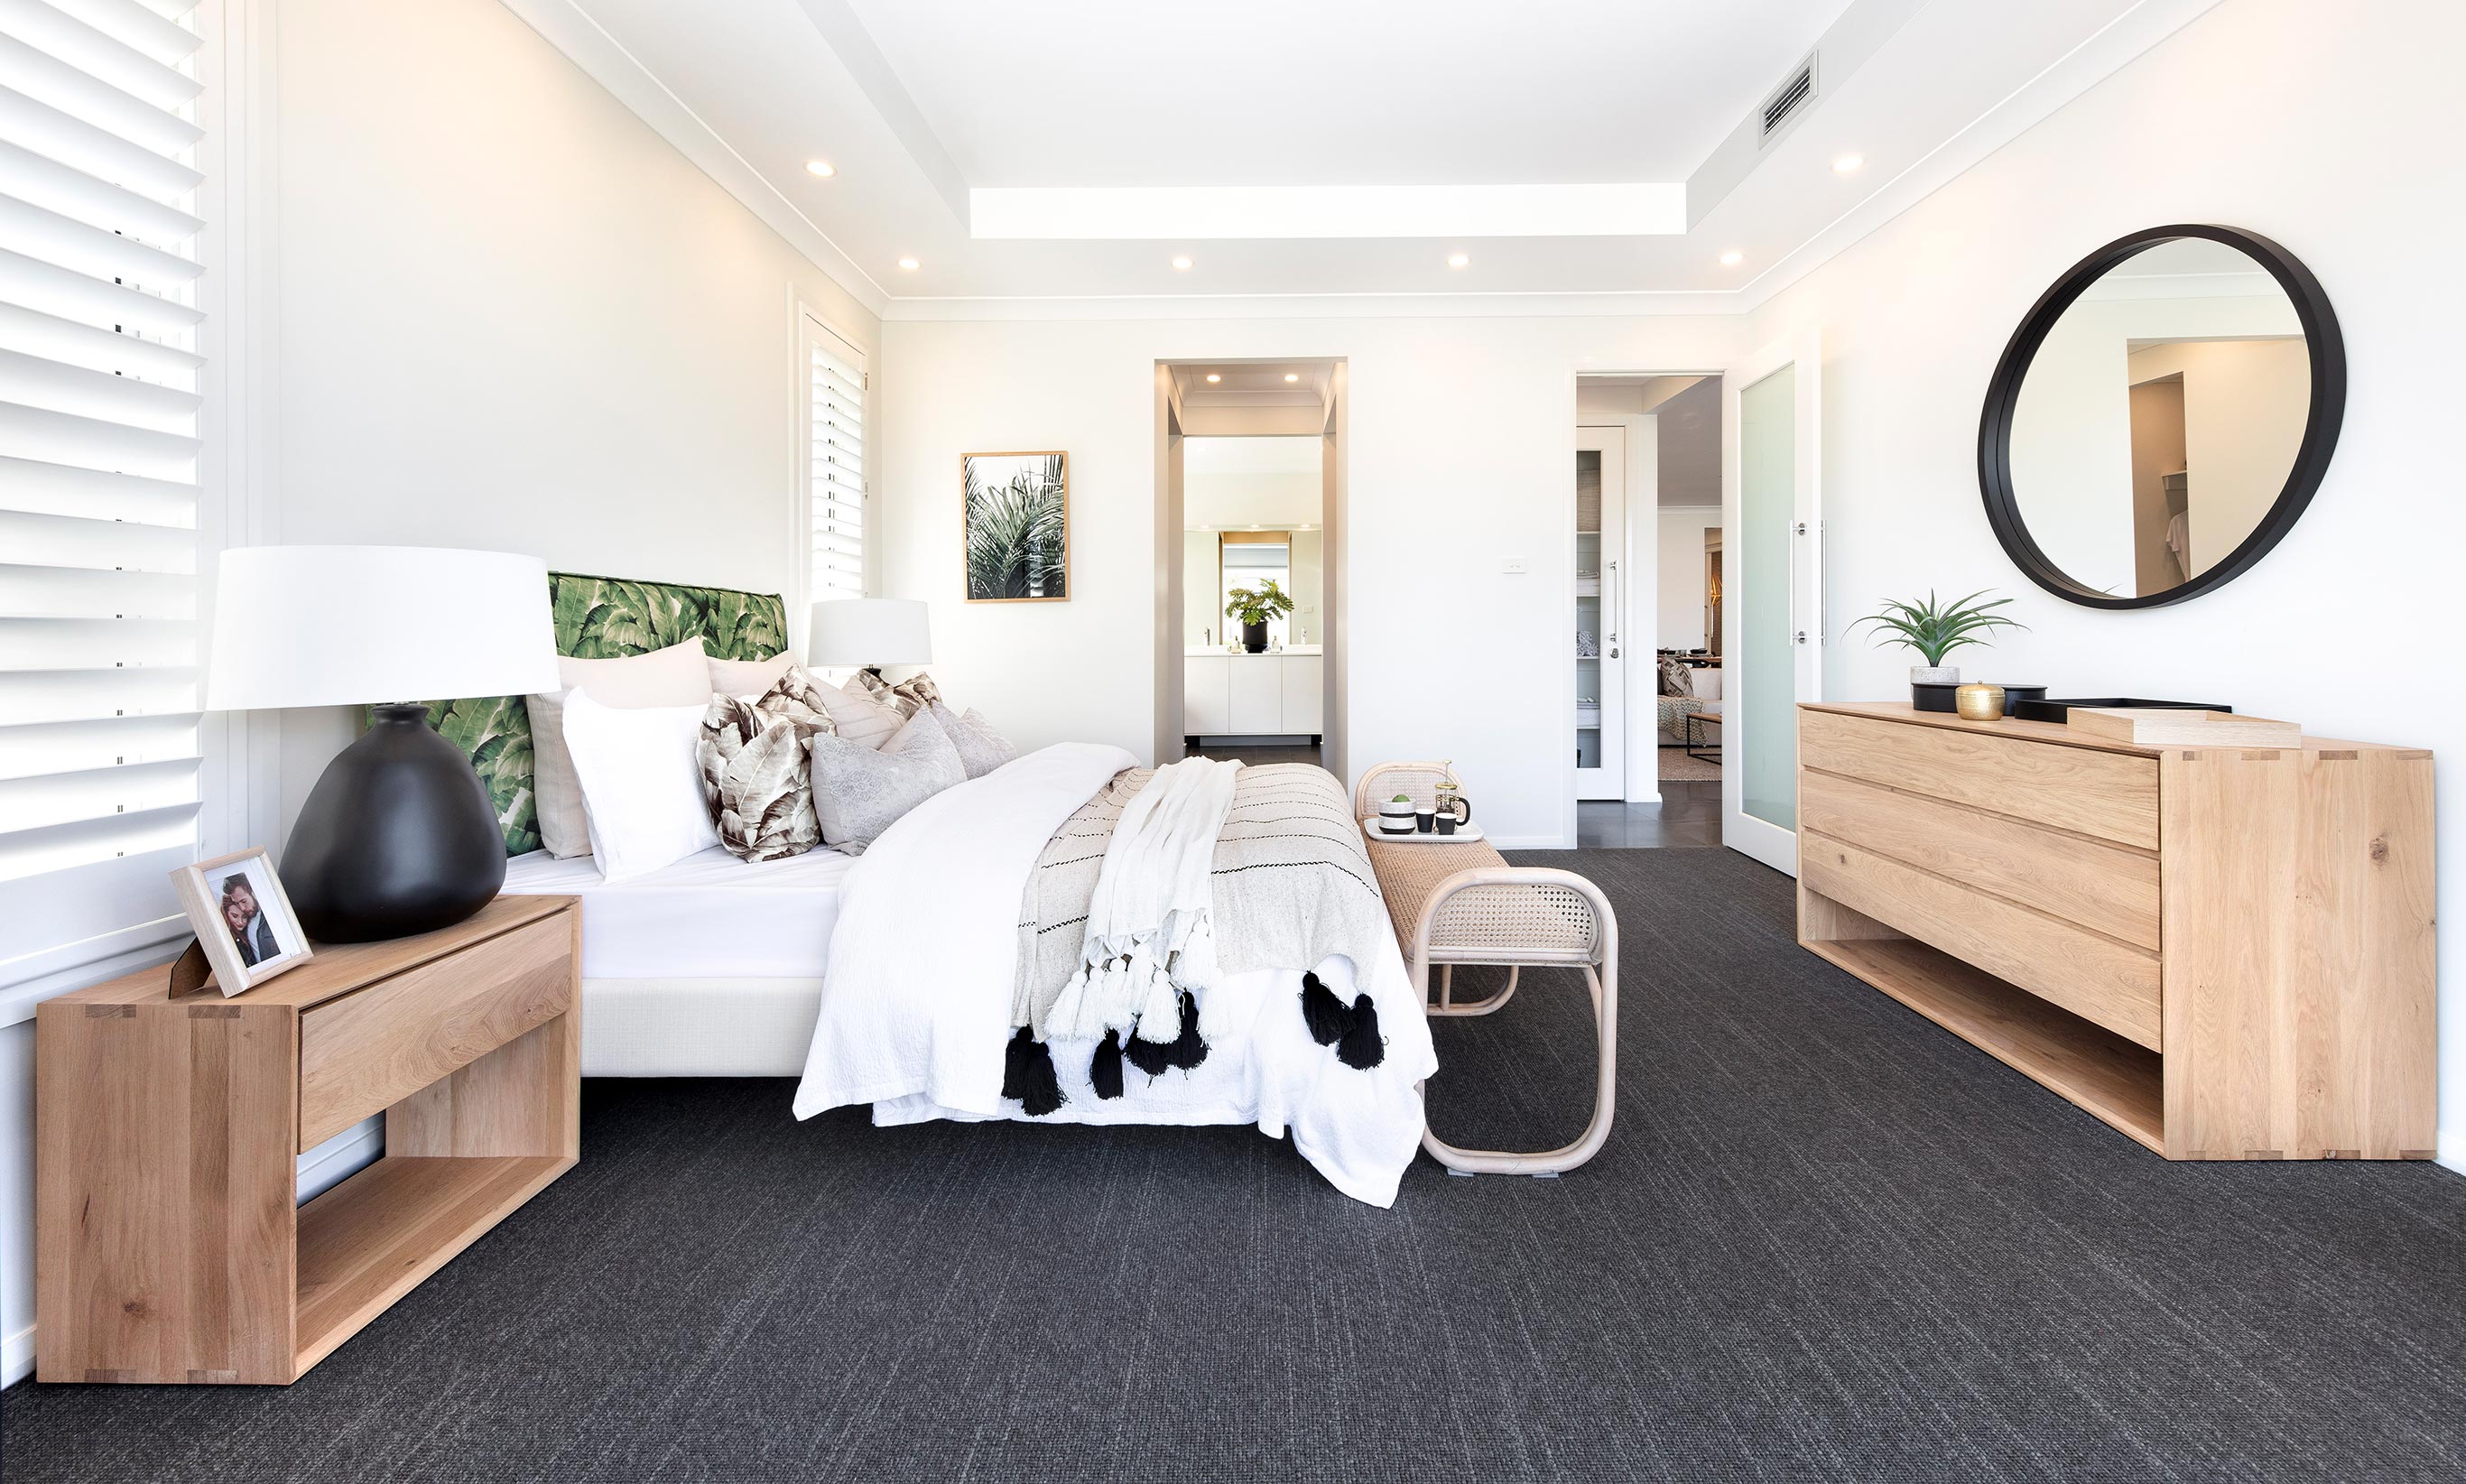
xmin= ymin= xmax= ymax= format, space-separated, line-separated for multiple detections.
xmin=449 ymin=574 xmax=1437 ymax=1204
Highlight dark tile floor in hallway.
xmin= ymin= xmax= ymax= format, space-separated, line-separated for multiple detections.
xmin=1577 ymin=778 xmax=1720 ymax=849
xmin=1185 ymin=742 xmax=1321 ymax=768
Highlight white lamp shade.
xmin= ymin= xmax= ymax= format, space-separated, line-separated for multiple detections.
xmin=204 ymin=546 xmax=561 ymax=710
xmin=809 ymin=598 xmax=932 ymax=668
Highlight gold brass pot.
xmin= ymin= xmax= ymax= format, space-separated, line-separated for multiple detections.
xmin=1954 ymin=683 xmax=2007 ymax=721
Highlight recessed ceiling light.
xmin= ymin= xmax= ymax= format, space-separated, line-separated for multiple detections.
xmin=1205 ymin=373 xmax=1221 ymax=383
xmin=1284 ymin=373 xmax=1300 ymax=383
xmin=1172 ymin=255 xmax=1193 ymax=271
xmin=1720 ymin=249 xmax=1745 ymax=267
xmin=1446 ymin=252 xmax=1470 ymax=268
xmin=806 ymin=161 xmax=836 ymax=178
xmin=896 ymin=257 xmax=919 ymax=271
xmin=1832 ymin=153 xmax=1864 ymax=173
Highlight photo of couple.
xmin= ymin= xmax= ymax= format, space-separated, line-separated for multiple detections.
xmin=219 ymin=870 xmax=285 ymax=967
xmin=172 ymin=848 xmax=311 ymax=995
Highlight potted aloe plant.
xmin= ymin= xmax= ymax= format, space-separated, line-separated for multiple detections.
xmin=1851 ymin=589 xmax=2026 ymax=709
xmin=1224 ymin=579 xmax=1295 ymax=654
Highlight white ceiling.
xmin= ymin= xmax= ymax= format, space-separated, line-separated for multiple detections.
xmin=1170 ymin=360 xmax=1333 ymax=411
xmin=506 ymin=0 xmax=2218 ymax=310
xmin=847 ymin=0 xmax=1850 ymax=188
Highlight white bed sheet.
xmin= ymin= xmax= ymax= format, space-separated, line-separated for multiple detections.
xmin=502 ymin=845 xmax=854 ymax=980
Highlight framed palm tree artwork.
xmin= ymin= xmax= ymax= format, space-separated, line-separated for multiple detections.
xmin=961 ymin=450 xmax=1070 ymax=602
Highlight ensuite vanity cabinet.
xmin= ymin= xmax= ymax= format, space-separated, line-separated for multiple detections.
xmin=1184 ymin=647 xmax=1322 ymax=742
xmin=1794 ymin=701 xmax=2434 ymax=1162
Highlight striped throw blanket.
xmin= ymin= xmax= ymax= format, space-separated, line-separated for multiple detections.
xmin=1002 ymin=763 xmax=1393 ymax=1110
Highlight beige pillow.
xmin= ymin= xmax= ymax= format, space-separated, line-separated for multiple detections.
xmin=815 ymin=675 xmax=904 ymax=749
xmin=528 ymin=637 xmax=713 ymax=858
xmin=708 ymin=652 xmax=793 ymax=697
xmin=697 ymin=664 xmax=840 ymax=862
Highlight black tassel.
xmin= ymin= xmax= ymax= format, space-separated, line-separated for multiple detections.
xmin=1124 ymin=1031 xmax=1174 ymax=1078
xmin=1089 ymin=1030 xmax=1126 ymax=1099
xmin=1002 ymin=1027 xmax=1064 ymax=1116
xmin=1123 ymin=991 xmax=1210 ymax=1078
xmin=1162 ymin=990 xmax=1209 ymax=1071
xmin=999 ymin=1025 xmax=1034 ymax=1100
xmin=1336 ymin=993 xmax=1386 ymax=1070
xmin=1300 ymin=971 xmax=1354 ymax=1045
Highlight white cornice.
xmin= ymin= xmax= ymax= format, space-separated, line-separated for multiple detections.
xmin=883 ymin=291 xmax=1742 ymax=323
xmin=499 ymin=0 xmax=889 ymax=316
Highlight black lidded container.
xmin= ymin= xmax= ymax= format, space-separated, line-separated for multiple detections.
xmin=2011 ymin=697 xmax=2230 ymax=725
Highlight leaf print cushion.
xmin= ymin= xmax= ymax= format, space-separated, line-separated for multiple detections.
xmin=697 ymin=665 xmax=839 ymax=862
xmin=848 ymin=668 xmax=943 ymax=719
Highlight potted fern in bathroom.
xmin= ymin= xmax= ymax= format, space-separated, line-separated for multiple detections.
xmin=1851 ymin=589 xmax=2026 ymax=711
xmin=1225 ymin=579 xmax=1295 ymax=654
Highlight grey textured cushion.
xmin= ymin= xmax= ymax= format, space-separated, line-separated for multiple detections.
xmin=696 ymin=665 xmax=839 ymax=862
xmin=930 ymin=701 xmax=1016 ymax=779
xmin=816 ymin=675 xmax=905 ymax=749
xmin=806 ymin=705 xmax=966 ymax=854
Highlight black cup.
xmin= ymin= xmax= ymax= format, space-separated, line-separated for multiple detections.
xmin=1414 ymin=808 xmax=1435 ymax=833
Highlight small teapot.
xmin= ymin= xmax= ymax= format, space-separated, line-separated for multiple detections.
xmin=1433 ymin=776 xmax=1471 ymax=830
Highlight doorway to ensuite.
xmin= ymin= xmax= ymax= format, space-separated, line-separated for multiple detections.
xmin=1154 ymin=359 xmax=1346 ymax=773
xmin=1573 ymin=373 xmax=1724 ymax=848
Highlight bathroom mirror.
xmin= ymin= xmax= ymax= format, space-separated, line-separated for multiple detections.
xmin=1978 ymin=226 xmax=2343 ymax=608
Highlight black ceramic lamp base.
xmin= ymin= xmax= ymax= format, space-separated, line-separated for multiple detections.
xmin=281 ymin=704 xmax=507 ymax=943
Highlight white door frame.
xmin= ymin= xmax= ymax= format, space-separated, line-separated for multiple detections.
xmin=1720 ymin=330 xmax=1822 ymax=875
xmin=1576 ymin=423 xmax=1628 ymax=802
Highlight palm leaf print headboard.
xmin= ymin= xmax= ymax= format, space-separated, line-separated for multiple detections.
xmin=414 ymin=572 xmax=789 ymax=855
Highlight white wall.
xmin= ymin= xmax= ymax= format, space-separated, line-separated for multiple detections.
xmin=1658 ymin=508 xmax=1720 ymax=652
xmin=1747 ymin=0 xmax=2466 ymax=1164
xmin=270 ymin=0 xmax=880 ymax=831
xmin=880 ymin=315 xmax=1746 ymax=847
xmin=0 ymin=0 xmax=885 ymax=1384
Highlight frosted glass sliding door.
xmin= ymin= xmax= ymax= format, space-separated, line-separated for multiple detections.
xmin=1738 ymin=367 xmax=1797 ymax=833
xmin=1721 ymin=335 xmax=1822 ymax=875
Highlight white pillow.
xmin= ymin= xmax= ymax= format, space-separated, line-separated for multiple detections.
xmin=528 ymin=637 xmax=714 ymax=858
xmin=561 ymin=689 xmax=720 ymax=883
xmin=806 ymin=705 xmax=966 ymax=853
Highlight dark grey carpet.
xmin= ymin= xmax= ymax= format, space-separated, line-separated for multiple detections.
xmin=10 ymin=848 xmax=2466 ymax=1483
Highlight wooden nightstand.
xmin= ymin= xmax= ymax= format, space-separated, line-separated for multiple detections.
xmin=35 ymin=895 xmax=580 ymax=1385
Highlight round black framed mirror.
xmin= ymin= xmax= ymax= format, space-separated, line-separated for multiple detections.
xmin=1978 ymin=225 xmax=2344 ymax=609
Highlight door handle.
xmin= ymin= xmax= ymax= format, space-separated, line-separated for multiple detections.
xmin=1606 ymin=559 xmax=1619 ymax=658
xmin=1790 ymin=523 xmax=1806 ymax=645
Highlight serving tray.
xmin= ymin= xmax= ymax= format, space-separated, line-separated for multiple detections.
xmin=1362 ymin=819 xmax=1488 ymax=844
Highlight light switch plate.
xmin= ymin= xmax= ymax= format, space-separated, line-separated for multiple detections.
xmin=1502 ymin=556 xmax=1529 ymax=575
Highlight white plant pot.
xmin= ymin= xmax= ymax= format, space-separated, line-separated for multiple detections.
xmin=1910 ymin=664 xmax=1959 ymax=685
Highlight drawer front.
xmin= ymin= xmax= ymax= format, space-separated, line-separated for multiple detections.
xmin=1800 ymin=710 xmax=2159 ymax=849
xmin=1800 ymin=769 xmax=2161 ymax=951
xmin=299 ymin=914 xmax=572 ymax=1151
xmin=1803 ymin=830 xmax=2161 ymax=1050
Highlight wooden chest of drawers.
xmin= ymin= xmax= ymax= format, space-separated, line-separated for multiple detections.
xmin=1795 ymin=702 xmax=2433 ymax=1160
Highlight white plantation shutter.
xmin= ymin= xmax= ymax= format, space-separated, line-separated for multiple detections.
xmin=0 ymin=0 xmax=206 ymax=988
xmin=807 ymin=316 xmax=865 ymax=606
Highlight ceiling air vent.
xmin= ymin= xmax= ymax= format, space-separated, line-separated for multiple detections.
xmin=1758 ymin=52 xmax=1818 ymax=145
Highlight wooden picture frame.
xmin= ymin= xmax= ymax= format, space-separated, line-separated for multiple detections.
xmin=170 ymin=848 xmax=313 ymax=997
xmin=961 ymin=450 xmax=1071 ymax=602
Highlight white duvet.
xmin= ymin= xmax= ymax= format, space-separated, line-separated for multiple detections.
xmin=791 ymin=742 xmax=1439 ymax=1207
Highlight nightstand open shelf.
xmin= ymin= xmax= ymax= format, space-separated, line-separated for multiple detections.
xmin=37 ymin=895 xmax=581 ymax=1386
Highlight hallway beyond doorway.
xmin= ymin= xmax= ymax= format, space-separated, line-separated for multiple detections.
xmin=1578 ymin=780 xmax=1720 ymax=848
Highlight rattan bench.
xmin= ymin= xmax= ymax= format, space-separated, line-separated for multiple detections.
xmin=1356 ymin=762 xmax=1618 ymax=1176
